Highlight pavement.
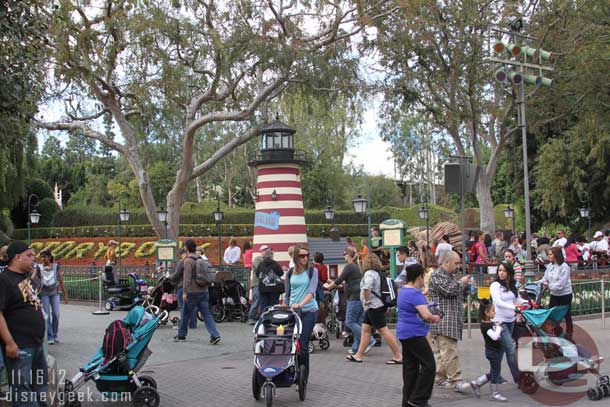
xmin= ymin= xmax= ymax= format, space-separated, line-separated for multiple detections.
xmin=46 ymin=304 xmax=610 ymax=406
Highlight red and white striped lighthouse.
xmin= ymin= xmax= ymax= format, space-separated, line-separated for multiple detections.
xmin=248 ymin=120 xmax=308 ymax=266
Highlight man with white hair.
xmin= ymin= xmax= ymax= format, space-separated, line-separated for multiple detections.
xmin=428 ymin=250 xmax=471 ymax=390
xmin=590 ymin=231 xmax=608 ymax=256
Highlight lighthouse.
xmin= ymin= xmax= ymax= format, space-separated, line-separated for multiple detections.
xmin=248 ymin=120 xmax=309 ymax=266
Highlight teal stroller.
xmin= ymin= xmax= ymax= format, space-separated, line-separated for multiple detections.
xmin=515 ymin=305 xmax=605 ymax=397
xmin=62 ymin=306 xmax=166 ymax=407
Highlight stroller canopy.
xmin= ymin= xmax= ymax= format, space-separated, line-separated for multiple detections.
xmin=522 ymin=305 xmax=569 ymax=328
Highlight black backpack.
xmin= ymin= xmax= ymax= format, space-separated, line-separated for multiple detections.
xmin=287 ymin=267 xmax=325 ymax=305
xmin=102 ymin=320 xmax=132 ymax=363
xmin=371 ymin=270 xmax=397 ymax=308
xmin=192 ymin=256 xmax=215 ymax=288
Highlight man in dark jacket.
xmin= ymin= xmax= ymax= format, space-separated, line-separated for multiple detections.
xmin=174 ymin=240 xmax=220 ymax=344
xmin=170 ymin=249 xmax=197 ymax=330
xmin=0 ymin=241 xmax=47 ymax=406
xmin=256 ymin=247 xmax=284 ymax=314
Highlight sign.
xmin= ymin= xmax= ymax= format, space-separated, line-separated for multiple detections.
xmin=383 ymin=229 xmax=402 ymax=247
xmin=156 ymin=239 xmax=177 ymax=262
xmin=254 ymin=211 xmax=280 ymax=230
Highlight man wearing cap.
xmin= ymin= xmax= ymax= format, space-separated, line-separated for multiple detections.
xmin=590 ymin=231 xmax=609 ymax=257
xmin=0 ymin=241 xmax=47 ymax=405
xmin=256 ymin=246 xmax=284 ymax=314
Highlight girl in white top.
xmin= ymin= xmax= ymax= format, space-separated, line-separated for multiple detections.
xmin=539 ymin=246 xmax=573 ymax=336
xmin=488 ymin=262 xmax=520 ymax=383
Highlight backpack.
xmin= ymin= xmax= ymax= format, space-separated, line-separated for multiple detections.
xmin=102 ymin=320 xmax=132 ymax=363
xmin=287 ymin=267 xmax=324 ymax=305
xmin=370 ymin=270 xmax=397 ymax=308
xmin=192 ymin=256 xmax=215 ymax=288
xmin=258 ymin=262 xmax=285 ymax=294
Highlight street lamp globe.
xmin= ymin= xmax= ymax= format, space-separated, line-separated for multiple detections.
xmin=324 ymin=206 xmax=335 ymax=221
xmin=157 ymin=207 xmax=168 ymax=223
xmin=418 ymin=205 xmax=428 ymax=220
xmin=213 ymin=208 xmax=224 ymax=223
xmin=30 ymin=210 xmax=41 ymax=225
xmin=503 ymin=206 xmax=514 ymax=219
xmin=578 ymin=207 xmax=590 ymax=218
xmin=119 ymin=208 xmax=130 ymax=222
xmin=352 ymin=196 xmax=368 ymax=215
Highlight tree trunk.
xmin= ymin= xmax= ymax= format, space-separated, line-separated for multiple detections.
xmin=476 ymin=169 xmax=495 ymax=235
xmin=196 ymin=177 xmax=204 ymax=203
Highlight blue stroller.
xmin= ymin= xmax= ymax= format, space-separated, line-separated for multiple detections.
xmin=516 ymin=305 xmax=604 ymax=396
xmin=62 ymin=306 xmax=166 ymax=407
xmin=252 ymin=306 xmax=306 ymax=407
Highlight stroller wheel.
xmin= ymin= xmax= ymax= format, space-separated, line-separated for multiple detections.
xmin=297 ymin=365 xmax=307 ymax=401
xmin=251 ymin=367 xmax=261 ymax=400
xmin=518 ymin=372 xmax=539 ymax=394
xmin=210 ymin=304 xmax=225 ymax=323
xmin=265 ymin=384 xmax=273 ymax=407
xmin=587 ymin=387 xmax=603 ymax=401
xmin=326 ymin=320 xmax=337 ymax=333
xmin=307 ymin=342 xmax=314 ymax=354
xmin=319 ymin=338 xmax=330 ymax=350
xmin=133 ymin=386 xmax=160 ymax=407
xmin=104 ymin=300 xmax=114 ymax=311
xmin=138 ymin=375 xmax=157 ymax=389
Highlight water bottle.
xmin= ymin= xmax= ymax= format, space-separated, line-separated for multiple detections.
xmin=470 ymin=275 xmax=475 ymax=295
xmin=277 ymin=324 xmax=285 ymax=336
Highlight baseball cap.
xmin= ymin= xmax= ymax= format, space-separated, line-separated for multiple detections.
xmin=7 ymin=241 xmax=31 ymax=263
xmin=260 ymin=245 xmax=272 ymax=251
xmin=593 ymin=231 xmax=603 ymax=238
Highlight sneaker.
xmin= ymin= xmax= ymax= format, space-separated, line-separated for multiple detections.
xmin=364 ymin=341 xmax=375 ymax=354
xmin=347 ymin=349 xmax=355 ymax=355
xmin=173 ymin=336 xmax=186 ymax=342
xmin=48 ymin=339 xmax=55 ymax=345
xmin=210 ymin=336 xmax=221 ymax=345
xmin=436 ymin=380 xmax=454 ymax=389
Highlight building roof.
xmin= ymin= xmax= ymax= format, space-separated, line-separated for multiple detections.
xmin=307 ymin=238 xmax=348 ymax=265
xmin=260 ymin=120 xmax=296 ymax=134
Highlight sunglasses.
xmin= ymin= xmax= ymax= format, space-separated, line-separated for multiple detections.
xmin=298 ymin=253 xmax=310 ymax=258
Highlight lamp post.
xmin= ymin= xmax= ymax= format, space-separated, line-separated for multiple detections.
xmin=118 ymin=205 xmax=130 ymax=273
xmin=157 ymin=207 xmax=169 ymax=239
xmin=213 ymin=193 xmax=224 ymax=267
xmin=324 ymin=194 xmax=335 ymax=223
xmin=504 ymin=206 xmax=515 ymax=236
xmin=352 ymin=171 xmax=371 ymax=246
xmin=418 ymin=203 xmax=429 ymax=245
xmin=27 ymin=194 xmax=40 ymax=245
xmin=579 ymin=206 xmax=591 ymax=240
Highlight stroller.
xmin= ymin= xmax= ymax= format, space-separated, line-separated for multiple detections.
xmin=309 ymin=300 xmax=330 ymax=353
xmin=102 ymin=267 xmax=148 ymax=311
xmin=62 ymin=306 xmax=166 ymax=407
xmin=252 ymin=306 xmax=307 ymax=406
xmin=515 ymin=305 xmax=604 ymax=396
xmin=144 ymin=271 xmax=177 ymax=325
xmin=207 ymin=271 xmax=249 ymax=323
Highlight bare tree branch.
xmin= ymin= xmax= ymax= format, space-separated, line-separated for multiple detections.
xmin=33 ymin=119 xmax=126 ymax=154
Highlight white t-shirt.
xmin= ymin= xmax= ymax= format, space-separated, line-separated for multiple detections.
xmin=223 ymin=246 xmax=241 ymax=264
xmin=552 ymin=237 xmax=567 ymax=248
xmin=435 ymin=242 xmax=453 ymax=258
xmin=577 ymin=243 xmax=591 ymax=261
xmin=591 ymin=239 xmax=609 ymax=253
xmin=360 ymin=269 xmax=384 ymax=310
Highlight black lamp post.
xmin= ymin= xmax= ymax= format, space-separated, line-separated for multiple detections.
xmin=579 ymin=206 xmax=591 ymax=240
xmin=118 ymin=205 xmax=130 ymax=272
xmin=213 ymin=193 xmax=224 ymax=267
xmin=27 ymin=194 xmax=40 ymax=245
xmin=324 ymin=194 xmax=335 ymax=223
xmin=157 ymin=207 xmax=169 ymax=239
xmin=504 ymin=206 xmax=515 ymax=236
xmin=418 ymin=203 xmax=429 ymax=245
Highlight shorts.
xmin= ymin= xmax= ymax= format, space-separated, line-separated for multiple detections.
xmin=363 ymin=306 xmax=387 ymax=330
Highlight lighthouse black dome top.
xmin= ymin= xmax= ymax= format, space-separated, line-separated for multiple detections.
xmin=248 ymin=119 xmax=308 ymax=166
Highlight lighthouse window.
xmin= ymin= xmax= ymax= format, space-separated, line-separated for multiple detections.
xmin=272 ymin=133 xmax=282 ymax=148
xmin=281 ymin=134 xmax=292 ymax=148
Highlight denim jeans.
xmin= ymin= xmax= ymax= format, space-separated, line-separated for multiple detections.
xmin=298 ymin=311 xmax=317 ymax=382
xmin=176 ymin=288 xmax=198 ymax=329
xmin=3 ymin=345 xmax=48 ymax=407
xmin=345 ymin=299 xmax=372 ymax=353
xmin=178 ymin=291 xmax=219 ymax=339
xmin=258 ymin=292 xmax=281 ymax=315
xmin=499 ymin=322 xmax=519 ymax=382
xmin=485 ymin=346 xmax=503 ymax=384
xmin=248 ymin=287 xmax=260 ymax=321
xmin=40 ymin=294 xmax=60 ymax=341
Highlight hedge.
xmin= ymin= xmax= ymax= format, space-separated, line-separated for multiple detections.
xmin=13 ymin=223 xmax=372 ymax=240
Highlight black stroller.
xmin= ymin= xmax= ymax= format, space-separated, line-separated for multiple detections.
xmin=207 ymin=271 xmax=249 ymax=323
xmin=252 ymin=306 xmax=307 ymax=406
xmin=144 ymin=271 xmax=178 ymax=325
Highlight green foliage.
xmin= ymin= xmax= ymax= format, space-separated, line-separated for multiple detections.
xmin=27 ymin=178 xmax=53 ymax=201
xmin=36 ymin=198 xmax=59 ymax=228
xmin=536 ymin=223 xmax=572 ymax=239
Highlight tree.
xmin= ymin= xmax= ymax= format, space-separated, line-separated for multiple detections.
xmin=35 ymin=0 xmax=396 ymax=238
xmin=373 ymin=1 xmax=531 ymax=234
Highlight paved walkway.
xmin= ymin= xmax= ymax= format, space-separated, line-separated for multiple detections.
xmin=49 ymin=304 xmax=610 ymax=406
